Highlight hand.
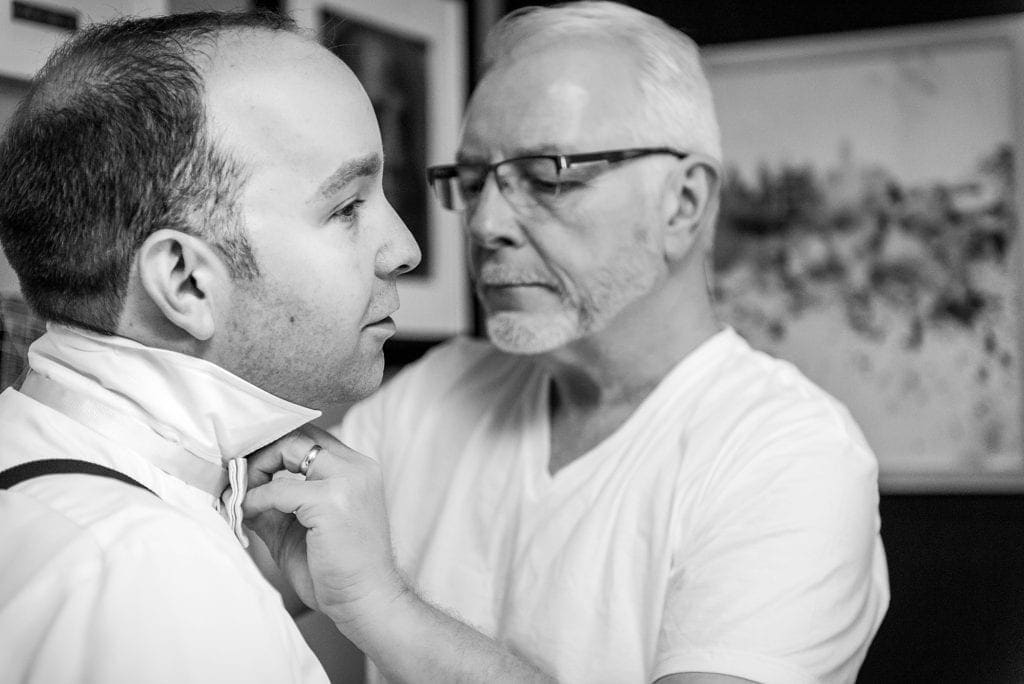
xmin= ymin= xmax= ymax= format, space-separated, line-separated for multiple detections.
xmin=244 ymin=428 xmax=556 ymax=684
xmin=242 ymin=424 xmax=406 ymax=623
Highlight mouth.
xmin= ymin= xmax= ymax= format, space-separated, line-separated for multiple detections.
xmin=479 ymin=281 xmax=556 ymax=292
xmin=477 ymin=282 xmax=559 ymax=313
xmin=363 ymin=315 xmax=397 ymax=334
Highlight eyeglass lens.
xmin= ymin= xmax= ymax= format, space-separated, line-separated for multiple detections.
xmin=432 ymin=157 xmax=562 ymax=212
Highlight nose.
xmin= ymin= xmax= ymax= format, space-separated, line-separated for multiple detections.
xmin=465 ymin=172 xmax=527 ymax=250
xmin=377 ymin=201 xmax=421 ymax=278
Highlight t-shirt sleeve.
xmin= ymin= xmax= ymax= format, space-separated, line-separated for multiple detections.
xmin=15 ymin=525 xmax=325 ymax=683
xmin=653 ymin=426 xmax=889 ymax=683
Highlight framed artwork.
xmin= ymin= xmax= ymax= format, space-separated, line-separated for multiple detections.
xmin=0 ymin=1 xmax=166 ymax=81
xmin=703 ymin=17 xmax=1024 ymax=491
xmin=288 ymin=0 xmax=472 ymax=343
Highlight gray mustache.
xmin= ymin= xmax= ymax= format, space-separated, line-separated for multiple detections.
xmin=474 ymin=264 xmax=556 ymax=287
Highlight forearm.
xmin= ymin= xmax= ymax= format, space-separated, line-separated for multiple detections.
xmin=327 ymin=581 xmax=555 ymax=684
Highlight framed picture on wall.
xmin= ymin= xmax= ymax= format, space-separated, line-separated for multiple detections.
xmin=704 ymin=16 xmax=1024 ymax=492
xmin=288 ymin=0 xmax=472 ymax=344
xmin=0 ymin=1 xmax=167 ymax=81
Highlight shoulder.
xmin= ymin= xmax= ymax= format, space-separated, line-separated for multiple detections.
xmin=0 ymin=475 xmax=237 ymax=585
xmin=0 ymin=485 xmax=320 ymax=682
xmin=359 ymin=335 xmax=530 ymax=413
xmin=691 ymin=329 xmax=870 ymax=450
xmin=336 ymin=335 xmax=538 ymax=453
xmin=399 ymin=335 xmax=516 ymax=384
xmin=671 ymin=330 xmax=879 ymax=511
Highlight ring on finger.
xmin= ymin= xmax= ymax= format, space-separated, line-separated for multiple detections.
xmin=299 ymin=444 xmax=322 ymax=478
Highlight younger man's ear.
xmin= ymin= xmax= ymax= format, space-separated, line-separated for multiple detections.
xmin=662 ymin=154 xmax=722 ymax=260
xmin=135 ymin=229 xmax=229 ymax=341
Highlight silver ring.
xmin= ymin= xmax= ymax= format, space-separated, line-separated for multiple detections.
xmin=299 ymin=444 xmax=321 ymax=478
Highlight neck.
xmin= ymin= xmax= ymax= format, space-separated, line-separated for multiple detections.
xmin=542 ymin=267 xmax=722 ymax=415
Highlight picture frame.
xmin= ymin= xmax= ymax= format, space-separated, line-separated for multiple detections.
xmin=288 ymin=0 xmax=472 ymax=345
xmin=0 ymin=0 xmax=166 ymax=81
xmin=703 ymin=16 xmax=1024 ymax=492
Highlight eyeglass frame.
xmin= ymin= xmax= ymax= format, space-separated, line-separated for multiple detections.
xmin=425 ymin=146 xmax=691 ymax=214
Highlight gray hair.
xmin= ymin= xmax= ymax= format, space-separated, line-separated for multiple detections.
xmin=482 ymin=1 xmax=722 ymax=161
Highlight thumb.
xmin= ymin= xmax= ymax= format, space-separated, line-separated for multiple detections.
xmin=246 ymin=508 xmax=292 ymax=558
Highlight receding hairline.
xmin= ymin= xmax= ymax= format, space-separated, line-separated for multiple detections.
xmin=185 ymin=24 xmax=319 ymax=83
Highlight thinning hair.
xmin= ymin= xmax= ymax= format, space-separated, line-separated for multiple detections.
xmin=0 ymin=11 xmax=297 ymax=333
xmin=482 ymin=1 xmax=721 ymax=160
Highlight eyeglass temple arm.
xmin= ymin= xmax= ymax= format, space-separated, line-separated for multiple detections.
xmin=558 ymin=147 xmax=690 ymax=169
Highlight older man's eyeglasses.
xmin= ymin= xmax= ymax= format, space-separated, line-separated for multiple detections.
xmin=426 ymin=147 xmax=689 ymax=214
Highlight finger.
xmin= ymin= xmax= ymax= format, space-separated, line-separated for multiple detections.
xmin=242 ymin=477 xmax=312 ymax=519
xmin=303 ymin=424 xmax=379 ymax=464
xmin=246 ymin=428 xmax=318 ymax=487
xmin=246 ymin=508 xmax=292 ymax=557
xmin=250 ymin=429 xmax=374 ymax=484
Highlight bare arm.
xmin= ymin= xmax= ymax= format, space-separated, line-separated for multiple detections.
xmin=242 ymin=424 xmax=554 ymax=684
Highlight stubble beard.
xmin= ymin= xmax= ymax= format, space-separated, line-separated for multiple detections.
xmin=484 ymin=257 xmax=662 ymax=355
xmin=479 ymin=223 xmax=665 ymax=355
xmin=485 ymin=309 xmax=581 ymax=355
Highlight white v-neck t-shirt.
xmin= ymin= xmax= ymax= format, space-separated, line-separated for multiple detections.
xmin=336 ymin=329 xmax=888 ymax=684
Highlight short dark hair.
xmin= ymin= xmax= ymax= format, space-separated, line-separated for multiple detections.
xmin=0 ymin=11 xmax=297 ymax=333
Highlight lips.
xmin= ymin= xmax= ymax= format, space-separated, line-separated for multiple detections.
xmin=364 ymin=311 xmax=396 ymax=327
xmin=480 ymin=281 xmax=553 ymax=290
xmin=364 ymin=288 xmax=400 ymax=328
xmin=475 ymin=263 xmax=556 ymax=290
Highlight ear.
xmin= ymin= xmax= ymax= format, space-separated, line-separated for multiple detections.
xmin=135 ymin=229 xmax=230 ymax=341
xmin=661 ymin=154 xmax=722 ymax=261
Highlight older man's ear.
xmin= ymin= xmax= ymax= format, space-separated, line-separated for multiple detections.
xmin=123 ymin=230 xmax=232 ymax=345
xmin=662 ymin=155 xmax=722 ymax=261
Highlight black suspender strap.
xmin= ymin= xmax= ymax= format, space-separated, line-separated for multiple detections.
xmin=0 ymin=458 xmax=157 ymax=496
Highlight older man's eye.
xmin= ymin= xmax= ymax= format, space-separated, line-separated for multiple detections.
xmin=525 ymin=176 xmax=560 ymax=195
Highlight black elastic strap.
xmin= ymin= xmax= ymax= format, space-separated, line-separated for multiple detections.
xmin=0 ymin=458 xmax=157 ymax=496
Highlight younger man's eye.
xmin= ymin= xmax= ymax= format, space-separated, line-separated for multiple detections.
xmin=330 ymin=199 xmax=366 ymax=223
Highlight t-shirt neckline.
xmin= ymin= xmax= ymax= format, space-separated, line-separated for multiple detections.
xmin=527 ymin=327 xmax=743 ymax=492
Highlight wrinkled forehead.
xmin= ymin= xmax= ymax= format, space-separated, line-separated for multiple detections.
xmin=460 ymin=38 xmax=643 ymax=157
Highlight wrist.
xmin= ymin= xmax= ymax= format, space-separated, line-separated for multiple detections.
xmin=324 ymin=567 xmax=411 ymax=636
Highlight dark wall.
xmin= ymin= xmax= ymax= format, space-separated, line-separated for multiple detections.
xmin=860 ymin=496 xmax=1024 ymax=682
xmin=502 ymin=0 xmax=1024 ymax=44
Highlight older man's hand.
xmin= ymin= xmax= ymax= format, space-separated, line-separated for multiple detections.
xmin=241 ymin=424 xmax=406 ymax=626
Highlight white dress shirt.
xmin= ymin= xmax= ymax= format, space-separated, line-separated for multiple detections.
xmin=0 ymin=325 xmax=329 ymax=684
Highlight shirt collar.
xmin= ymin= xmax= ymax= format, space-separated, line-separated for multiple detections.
xmin=27 ymin=324 xmax=321 ymax=466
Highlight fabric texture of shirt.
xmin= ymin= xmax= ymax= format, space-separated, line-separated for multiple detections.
xmin=336 ymin=329 xmax=890 ymax=684
xmin=0 ymin=324 xmax=329 ymax=684
xmin=0 ymin=293 xmax=46 ymax=391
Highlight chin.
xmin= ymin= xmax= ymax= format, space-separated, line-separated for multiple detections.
xmin=485 ymin=311 xmax=581 ymax=355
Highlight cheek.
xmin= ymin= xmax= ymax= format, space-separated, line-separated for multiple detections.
xmin=249 ymin=218 xmax=375 ymax=315
xmin=279 ymin=250 xmax=373 ymax=325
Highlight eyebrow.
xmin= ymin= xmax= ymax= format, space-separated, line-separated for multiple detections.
xmin=309 ymin=153 xmax=383 ymax=204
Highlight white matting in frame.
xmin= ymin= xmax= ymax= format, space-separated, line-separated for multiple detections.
xmin=0 ymin=0 xmax=167 ymax=81
xmin=703 ymin=16 xmax=1024 ymax=492
xmin=288 ymin=0 xmax=471 ymax=341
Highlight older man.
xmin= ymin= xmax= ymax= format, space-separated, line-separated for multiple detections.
xmin=308 ymin=2 xmax=888 ymax=682
xmin=0 ymin=11 xmax=550 ymax=683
